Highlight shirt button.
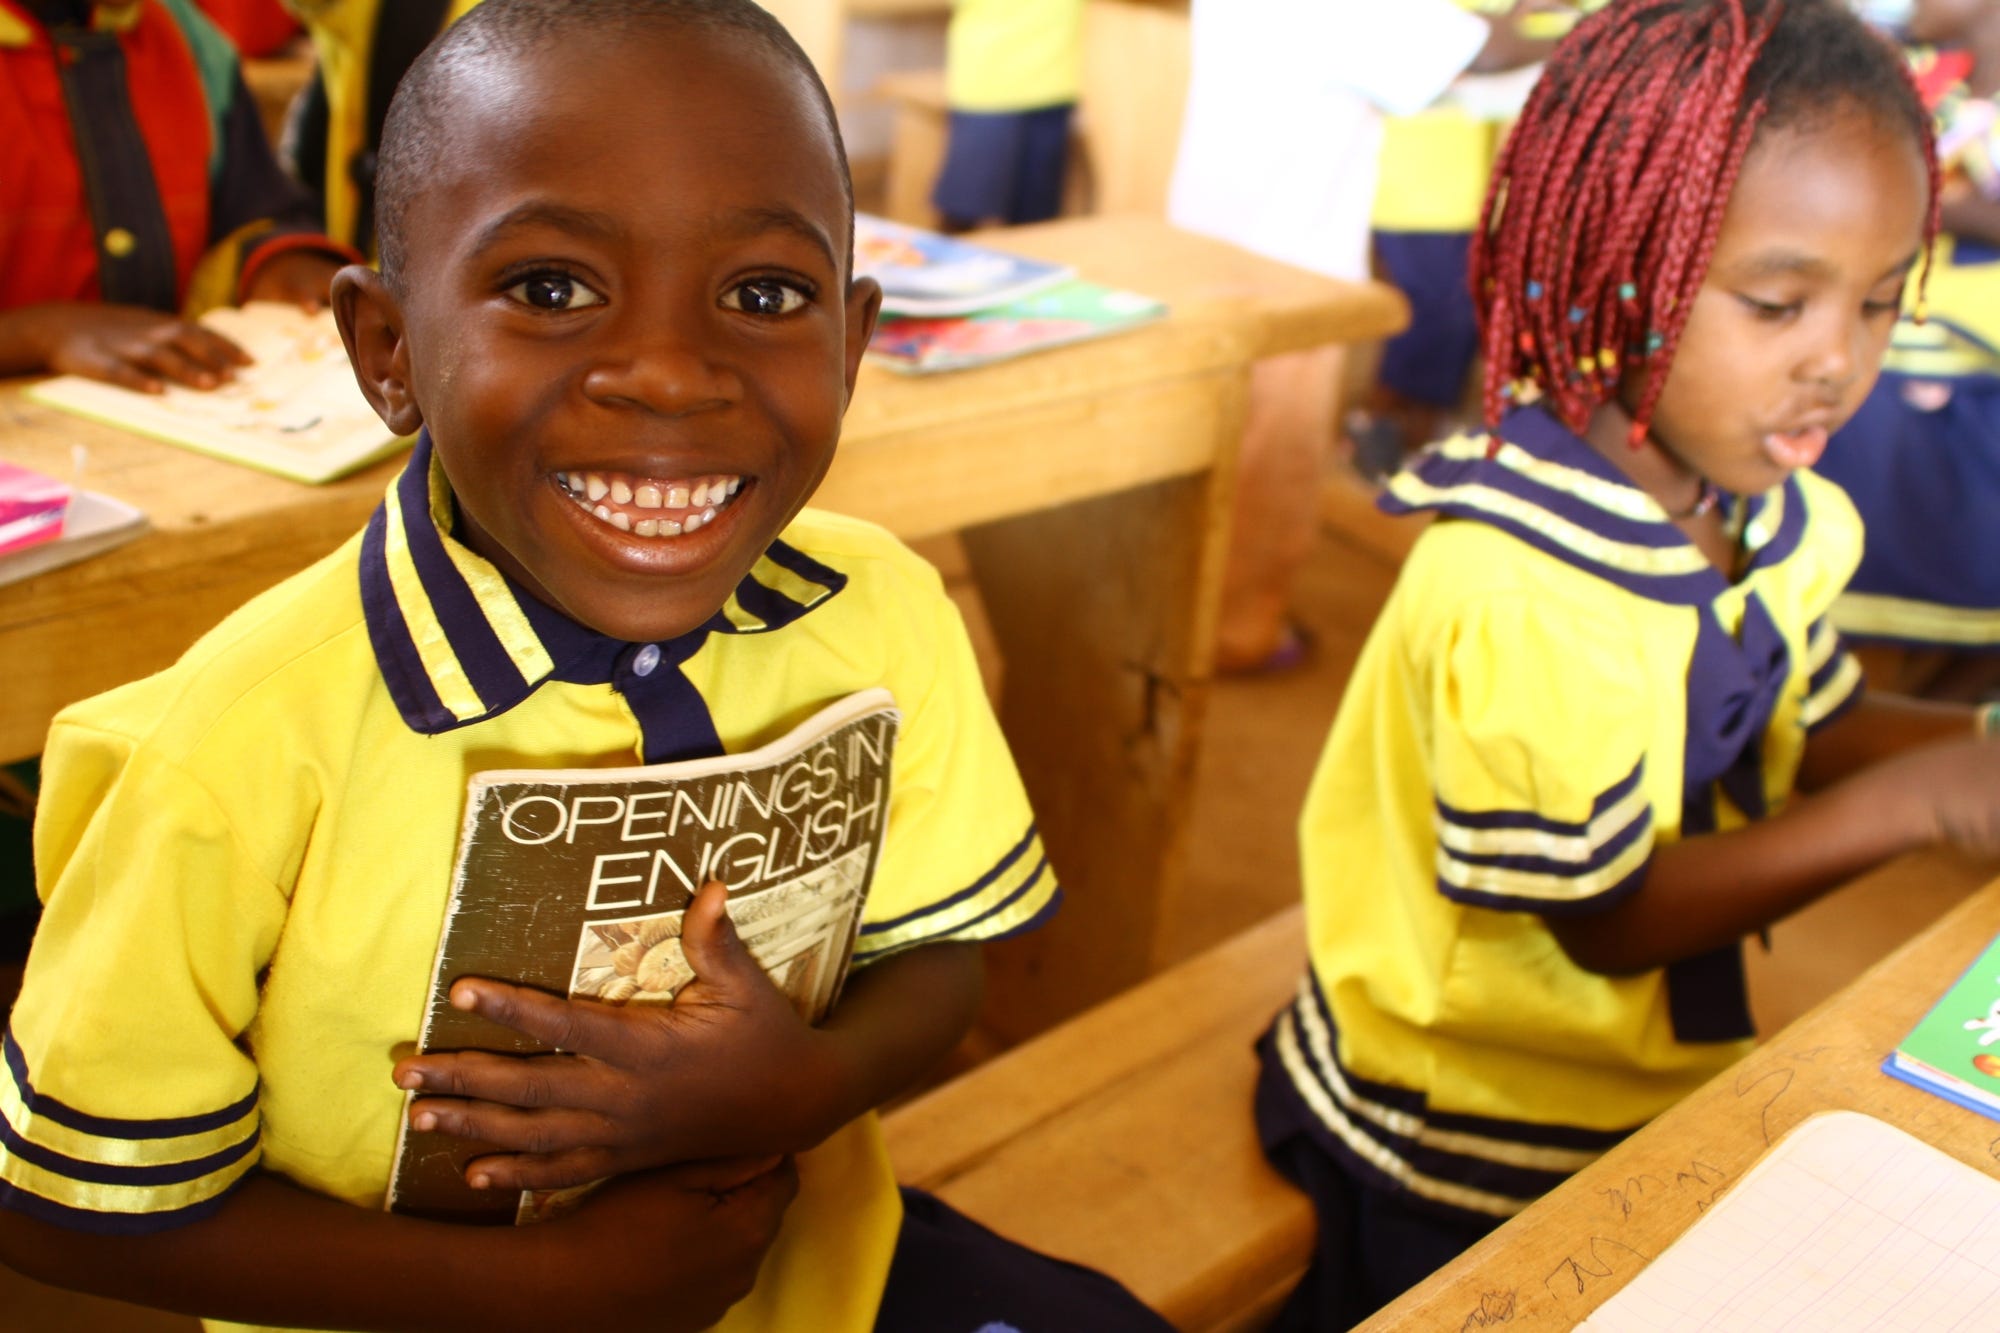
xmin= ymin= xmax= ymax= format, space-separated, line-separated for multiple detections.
xmin=632 ymin=643 xmax=662 ymax=677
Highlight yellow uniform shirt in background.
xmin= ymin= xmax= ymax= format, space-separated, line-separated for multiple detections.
xmin=1268 ymin=405 xmax=1865 ymax=1219
xmin=4 ymin=438 xmax=1057 ymax=1333
xmin=943 ymin=0 xmax=1083 ymax=113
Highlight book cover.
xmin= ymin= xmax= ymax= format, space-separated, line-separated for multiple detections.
xmin=0 ymin=488 xmax=147 ymax=588
xmin=1883 ymin=928 xmax=2000 ymax=1121
xmin=866 ymin=279 xmax=1168 ymax=375
xmin=855 ymin=213 xmax=1075 ymax=317
xmin=24 ymin=303 xmax=406 ymax=485
xmin=0 ymin=461 xmax=70 ymax=556
xmin=386 ymin=689 xmax=900 ymax=1225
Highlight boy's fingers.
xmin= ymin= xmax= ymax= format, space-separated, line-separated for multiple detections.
xmin=396 ymin=1046 xmax=608 ymax=1107
xmin=679 ymin=882 xmax=760 ymax=990
xmin=447 ymin=977 xmax=631 ymax=1057
xmin=459 ymin=1143 xmax=621 ymax=1193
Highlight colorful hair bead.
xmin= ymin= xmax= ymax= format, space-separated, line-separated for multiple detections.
xmin=1568 ymin=306 xmax=1587 ymax=324
xmin=1526 ymin=281 xmax=1545 ymax=300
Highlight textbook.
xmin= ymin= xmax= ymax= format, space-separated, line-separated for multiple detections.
xmin=855 ymin=212 xmax=1074 ymax=317
xmin=386 ymin=688 xmax=900 ymax=1225
xmin=24 ymin=303 xmax=405 ymax=485
xmin=867 ymin=279 xmax=1168 ymax=375
xmin=1577 ymin=1111 xmax=2000 ymax=1328
xmin=0 ymin=488 xmax=147 ymax=588
xmin=0 ymin=460 xmax=69 ymax=556
xmin=1882 ymin=928 xmax=2000 ymax=1121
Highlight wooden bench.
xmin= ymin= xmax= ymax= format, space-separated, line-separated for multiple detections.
xmin=883 ymin=906 xmax=1315 ymax=1332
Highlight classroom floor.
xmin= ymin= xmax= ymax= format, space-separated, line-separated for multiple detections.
xmin=4 ymin=468 xmax=1993 ymax=1331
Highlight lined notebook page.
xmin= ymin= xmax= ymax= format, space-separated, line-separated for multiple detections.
xmin=1579 ymin=1111 xmax=2000 ymax=1331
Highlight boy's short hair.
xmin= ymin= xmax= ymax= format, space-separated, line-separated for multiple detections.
xmin=372 ymin=0 xmax=854 ymax=289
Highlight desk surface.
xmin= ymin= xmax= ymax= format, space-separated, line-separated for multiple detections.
xmin=0 ymin=214 xmax=1404 ymax=765
xmin=1360 ymin=863 xmax=2000 ymax=1330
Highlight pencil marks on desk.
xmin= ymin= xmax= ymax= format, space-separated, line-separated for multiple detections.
xmin=1735 ymin=1063 xmax=1796 ymax=1146
xmin=1455 ymin=1289 xmax=1516 ymax=1329
xmin=1543 ymin=1236 xmax=1652 ymax=1301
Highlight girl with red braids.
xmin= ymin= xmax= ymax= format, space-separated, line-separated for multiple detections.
xmin=1256 ymin=2 xmax=2000 ymax=1326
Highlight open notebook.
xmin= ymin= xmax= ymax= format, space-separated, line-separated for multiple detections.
xmin=1580 ymin=1110 xmax=2000 ymax=1330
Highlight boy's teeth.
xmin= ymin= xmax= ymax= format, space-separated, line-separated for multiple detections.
xmin=562 ymin=470 xmax=742 ymax=539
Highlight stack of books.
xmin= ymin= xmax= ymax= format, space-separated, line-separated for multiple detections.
xmin=856 ymin=214 xmax=1166 ymax=375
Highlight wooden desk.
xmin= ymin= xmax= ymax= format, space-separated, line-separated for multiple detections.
xmin=1360 ymin=865 xmax=2000 ymax=1330
xmin=0 ymin=215 xmax=1406 ymax=1040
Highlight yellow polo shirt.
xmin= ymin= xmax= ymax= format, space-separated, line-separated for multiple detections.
xmin=4 ymin=434 xmax=1057 ymax=1332
xmin=1269 ymin=405 xmax=1864 ymax=1219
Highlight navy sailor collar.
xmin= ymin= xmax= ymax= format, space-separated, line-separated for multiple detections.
xmin=1379 ymin=404 xmax=1809 ymax=608
xmin=359 ymin=431 xmax=848 ymax=736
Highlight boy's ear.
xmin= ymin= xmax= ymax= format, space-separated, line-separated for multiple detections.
xmin=841 ymin=275 xmax=883 ymax=400
xmin=331 ymin=265 xmax=425 ymax=436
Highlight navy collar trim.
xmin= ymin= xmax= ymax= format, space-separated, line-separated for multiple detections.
xmin=359 ymin=432 xmax=848 ymax=735
xmin=1378 ymin=405 xmax=1806 ymax=607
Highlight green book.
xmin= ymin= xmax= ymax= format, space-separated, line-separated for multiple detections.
xmin=1883 ymin=930 xmax=2000 ymax=1121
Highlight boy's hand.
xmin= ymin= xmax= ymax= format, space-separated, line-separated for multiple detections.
xmin=28 ymin=302 xmax=251 ymax=393
xmin=241 ymin=250 xmax=344 ymax=312
xmin=394 ymin=883 xmax=852 ymax=1192
xmin=536 ymin=1155 xmax=799 ymax=1331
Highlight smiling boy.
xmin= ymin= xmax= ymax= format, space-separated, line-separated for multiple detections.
xmin=0 ymin=3 xmax=1169 ymax=1330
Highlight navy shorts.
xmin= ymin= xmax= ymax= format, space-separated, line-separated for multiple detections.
xmin=1372 ymin=230 xmax=1481 ymax=410
xmin=931 ymin=104 xmax=1075 ymax=228
xmin=875 ymin=1186 xmax=1173 ymax=1332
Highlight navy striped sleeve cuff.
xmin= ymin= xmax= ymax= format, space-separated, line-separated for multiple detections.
xmin=0 ymin=1028 xmax=260 ymax=1234
xmin=1433 ymin=761 xmax=1654 ymax=914
xmin=853 ymin=824 xmax=1059 ymax=963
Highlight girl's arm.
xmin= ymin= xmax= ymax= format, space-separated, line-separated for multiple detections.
xmin=0 ymin=1157 xmax=795 ymax=1333
xmin=1795 ymin=693 xmax=1977 ymax=790
xmin=1549 ymin=735 xmax=2000 ymax=974
xmin=389 ymin=884 xmax=983 ymax=1191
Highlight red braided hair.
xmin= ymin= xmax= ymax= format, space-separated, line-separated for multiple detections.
xmin=1471 ymin=0 xmax=1942 ymax=446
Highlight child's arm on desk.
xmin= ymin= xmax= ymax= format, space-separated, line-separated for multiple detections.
xmin=0 ymin=303 xmax=251 ymax=392
xmin=0 ymin=1155 xmax=795 ymax=1332
xmin=1550 ymin=700 xmax=2000 ymax=976
xmin=394 ymin=882 xmax=982 ymax=1193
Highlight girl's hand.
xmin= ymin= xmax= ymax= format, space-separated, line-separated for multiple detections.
xmin=393 ymin=883 xmax=852 ymax=1193
xmin=241 ymin=249 xmax=344 ymax=312
xmin=30 ymin=302 xmax=250 ymax=392
xmin=1899 ymin=738 xmax=2000 ymax=858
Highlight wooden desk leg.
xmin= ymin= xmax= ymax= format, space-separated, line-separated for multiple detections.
xmin=960 ymin=372 xmax=1246 ymax=1042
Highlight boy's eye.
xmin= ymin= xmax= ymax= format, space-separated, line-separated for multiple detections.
xmin=507 ymin=273 xmax=605 ymax=311
xmin=726 ymin=279 xmax=810 ymax=316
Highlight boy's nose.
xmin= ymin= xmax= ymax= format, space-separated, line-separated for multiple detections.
xmin=579 ymin=317 xmax=735 ymax=415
